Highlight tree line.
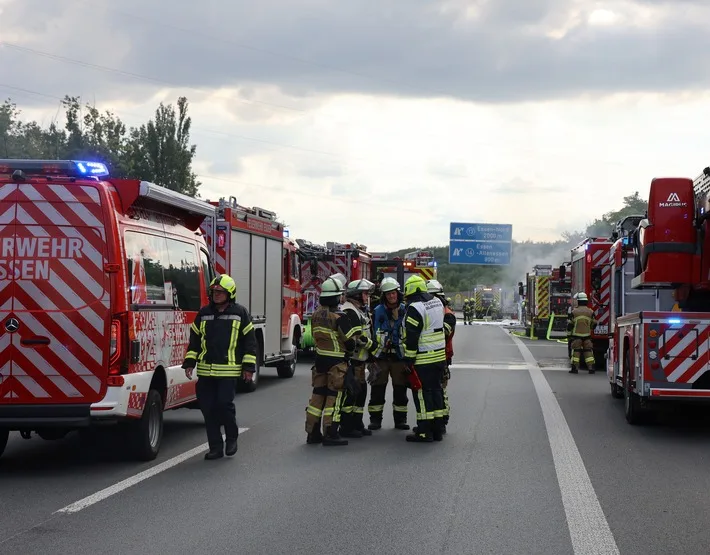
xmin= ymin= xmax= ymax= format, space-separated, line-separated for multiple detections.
xmin=0 ymin=96 xmax=199 ymax=196
xmin=1 ymin=94 xmax=649 ymax=292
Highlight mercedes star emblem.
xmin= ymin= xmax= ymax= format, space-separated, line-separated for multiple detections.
xmin=5 ymin=318 xmax=19 ymax=333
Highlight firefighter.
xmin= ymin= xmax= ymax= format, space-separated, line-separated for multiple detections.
xmin=567 ymin=292 xmax=597 ymax=374
xmin=566 ymin=301 xmax=573 ymax=362
xmin=304 ymin=276 xmax=364 ymax=446
xmin=182 ymin=274 xmax=257 ymax=460
xmin=339 ymin=279 xmax=377 ymax=438
xmin=402 ymin=274 xmax=447 ymax=443
xmin=368 ymin=277 xmax=410 ymax=431
xmin=426 ymin=279 xmax=456 ymax=431
xmin=462 ymin=299 xmax=470 ymax=325
xmin=464 ymin=298 xmax=474 ymax=325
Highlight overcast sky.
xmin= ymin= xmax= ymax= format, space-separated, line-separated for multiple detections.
xmin=2 ymin=0 xmax=710 ymax=251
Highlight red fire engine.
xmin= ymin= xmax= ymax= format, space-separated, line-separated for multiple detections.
xmin=370 ymin=249 xmax=438 ymax=289
xmin=609 ymin=171 xmax=710 ymax=423
xmin=200 ymin=196 xmax=302 ymax=389
xmin=296 ymin=240 xmax=372 ymax=350
xmin=570 ymin=237 xmax=614 ymax=368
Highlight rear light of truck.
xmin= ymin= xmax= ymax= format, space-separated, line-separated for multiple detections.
xmin=108 ymin=315 xmax=129 ymax=383
xmin=109 ymin=319 xmax=120 ymax=362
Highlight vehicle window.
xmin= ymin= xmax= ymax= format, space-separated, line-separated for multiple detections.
xmin=283 ymin=249 xmax=290 ymax=285
xmin=200 ymin=248 xmax=214 ymax=296
xmin=290 ymin=251 xmax=299 ymax=280
xmin=125 ymin=231 xmax=171 ymax=305
xmin=165 ymin=238 xmax=201 ymax=311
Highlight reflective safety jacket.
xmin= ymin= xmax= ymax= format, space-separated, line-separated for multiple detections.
xmin=444 ymin=305 xmax=456 ymax=361
xmin=341 ymin=300 xmax=374 ymax=362
xmin=372 ymin=302 xmax=406 ymax=359
xmin=567 ymin=305 xmax=596 ymax=338
xmin=182 ymin=302 xmax=257 ymax=378
xmin=402 ymin=292 xmax=447 ymax=366
xmin=311 ymin=304 xmax=358 ymax=370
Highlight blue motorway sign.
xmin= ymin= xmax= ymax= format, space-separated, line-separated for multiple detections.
xmin=449 ymin=222 xmax=512 ymax=242
xmin=449 ymin=240 xmax=511 ymax=265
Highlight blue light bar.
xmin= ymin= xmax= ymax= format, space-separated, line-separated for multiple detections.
xmin=74 ymin=161 xmax=109 ymax=177
xmin=668 ymin=318 xmax=681 ymax=324
xmin=622 ymin=237 xmax=629 ymax=245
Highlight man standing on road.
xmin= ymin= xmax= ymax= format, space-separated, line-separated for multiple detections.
xmin=401 ymin=275 xmax=447 ymax=443
xmin=182 ymin=274 xmax=257 ymax=460
xmin=567 ymin=292 xmax=597 ymax=374
xmin=368 ymin=277 xmax=410 ymax=431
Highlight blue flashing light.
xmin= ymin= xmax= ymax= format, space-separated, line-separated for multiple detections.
xmin=668 ymin=318 xmax=681 ymax=324
xmin=74 ymin=161 xmax=109 ymax=177
xmin=622 ymin=237 xmax=629 ymax=245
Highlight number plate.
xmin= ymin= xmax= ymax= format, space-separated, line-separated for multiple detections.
xmin=595 ymin=325 xmax=608 ymax=334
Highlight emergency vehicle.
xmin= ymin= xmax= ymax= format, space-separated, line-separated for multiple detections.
xmin=610 ymin=171 xmax=710 ymax=423
xmin=570 ymin=237 xmax=613 ymax=367
xmin=296 ymin=240 xmax=372 ymax=350
xmin=522 ymin=265 xmax=554 ymax=337
xmin=200 ymin=196 xmax=303 ymax=390
xmin=549 ymin=263 xmax=572 ymax=332
xmin=473 ymin=285 xmax=502 ymax=319
xmin=0 ymin=159 xmax=218 ymax=461
xmin=370 ymin=249 xmax=438 ymax=289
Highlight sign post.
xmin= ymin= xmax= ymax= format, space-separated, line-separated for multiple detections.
xmin=448 ymin=222 xmax=512 ymax=266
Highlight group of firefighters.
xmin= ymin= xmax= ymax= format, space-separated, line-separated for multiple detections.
xmin=304 ymin=272 xmax=457 ymax=446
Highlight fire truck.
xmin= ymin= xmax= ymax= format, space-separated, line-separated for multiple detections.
xmin=200 ymin=196 xmax=303 ymax=391
xmin=473 ymin=285 xmax=502 ymax=319
xmin=550 ymin=263 xmax=572 ymax=330
xmin=570 ymin=238 xmax=614 ymax=367
xmin=521 ymin=265 xmax=554 ymax=337
xmin=370 ymin=249 xmax=438 ymax=289
xmin=609 ymin=171 xmax=710 ymax=423
xmin=296 ymin=240 xmax=372 ymax=350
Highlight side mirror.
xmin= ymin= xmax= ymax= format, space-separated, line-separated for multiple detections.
xmin=518 ymin=283 xmax=524 ymax=296
xmin=558 ymin=265 xmax=566 ymax=280
xmin=591 ymin=268 xmax=602 ymax=290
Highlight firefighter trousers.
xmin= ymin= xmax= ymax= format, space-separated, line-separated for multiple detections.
xmin=368 ymin=358 xmax=409 ymax=425
xmin=196 ymin=376 xmax=239 ymax=450
xmin=341 ymin=362 xmax=367 ymax=432
xmin=411 ymin=363 xmax=446 ymax=436
xmin=442 ymin=370 xmax=451 ymax=425
xmin=570 ymin=337 xmax=595 ymax=369
xmin=305 ymin=362 xmax=348 ymax=436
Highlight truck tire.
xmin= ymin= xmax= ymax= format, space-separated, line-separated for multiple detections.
xmin=129 ymin=389 xmax=164 ymax=461
xmin=277 ymin=346 xmax=297 ymax=379
xmin=0 ymin=429 xmax=8 ymax=459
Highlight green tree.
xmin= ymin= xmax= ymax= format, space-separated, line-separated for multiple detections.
xmin=126 ymin=96 xmax=200 ymax=196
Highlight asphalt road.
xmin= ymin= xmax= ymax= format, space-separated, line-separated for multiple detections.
xmin=3 ymin=323 xmax=710 ymax=554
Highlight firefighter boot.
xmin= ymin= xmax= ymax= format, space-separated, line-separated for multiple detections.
xmin=322 ymin=425 xmax=348 ymax=447
xmin=339 ymin=413 xmax=363 ymax=438
xmin=306 ymin=428 xmax=323 ymax=445
xmin=406 ymin=422 xmax=433 ymax=443
xmin=368 ymin=418 xmax=382 ymax=430
xmin=225 ymin=437 xmax=238 ymax=456
xmin=204 ymin=447 xmax=224 ymax=460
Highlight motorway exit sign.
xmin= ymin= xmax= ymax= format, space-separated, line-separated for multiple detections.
xmin=448 ymin=222 xmax=512 ymax=266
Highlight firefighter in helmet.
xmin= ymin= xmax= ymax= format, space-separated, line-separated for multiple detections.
xmin=427 ymin=279 xmax=456 ymax=431
xmin=339 ymin=278 xmax=377 ymax=438
xmin=304 ymin=276 xmax=364 ymax=446
xmin=182 ymin=274 xmax=257 ymax=460
xmin=402 ymin=274 xmax=447 ymax=442
xmin=567 ymin=292 xmax=597 ymax=374
xmin=368 ymin=277 xmax=410 ymax=431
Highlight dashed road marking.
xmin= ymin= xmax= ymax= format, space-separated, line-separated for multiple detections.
xmin=507 ymin=329 xmax=620 ymax=555
xmin=54 ymin=427 xmax=249 ymax=515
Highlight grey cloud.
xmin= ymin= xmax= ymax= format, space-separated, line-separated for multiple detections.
xmin=494 ymin=178 xmax=564 ymax=194
xmin=2 ymin=0 xmax=710 ymax=108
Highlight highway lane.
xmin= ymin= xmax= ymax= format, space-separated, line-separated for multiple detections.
xmin=3 ymin=323 xmax=710 ymax=553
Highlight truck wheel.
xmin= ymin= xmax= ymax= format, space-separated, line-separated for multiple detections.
xmin=129 ymin=389 xmax=164 ymax=461
xmin=277 ymin=346 xmax=297 ymax=379
xmin=0 ymin=429 xmax=8 ymax=459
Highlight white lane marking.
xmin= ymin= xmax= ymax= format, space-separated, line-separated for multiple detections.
xmin=54 ymin=427 xmax=249 ymax=515
xmin=452 ymin=363 xmax=572 ymax=371
xmin=507 ymin=329 xmax=620 ymax=555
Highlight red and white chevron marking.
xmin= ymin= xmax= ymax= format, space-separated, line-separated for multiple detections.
xmin=0 ymin=182 xmax=110 ymax=404
xmin=591 ymin=247 xmax=611 ymax=332
xmin=657 ymin=323 xmax=710 ymax=384
xmin=202 ymin=220 xmax=227 ymax=275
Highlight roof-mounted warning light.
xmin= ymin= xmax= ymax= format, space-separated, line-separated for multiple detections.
xmin=0 ymin=159 xmax=110 ymax=178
